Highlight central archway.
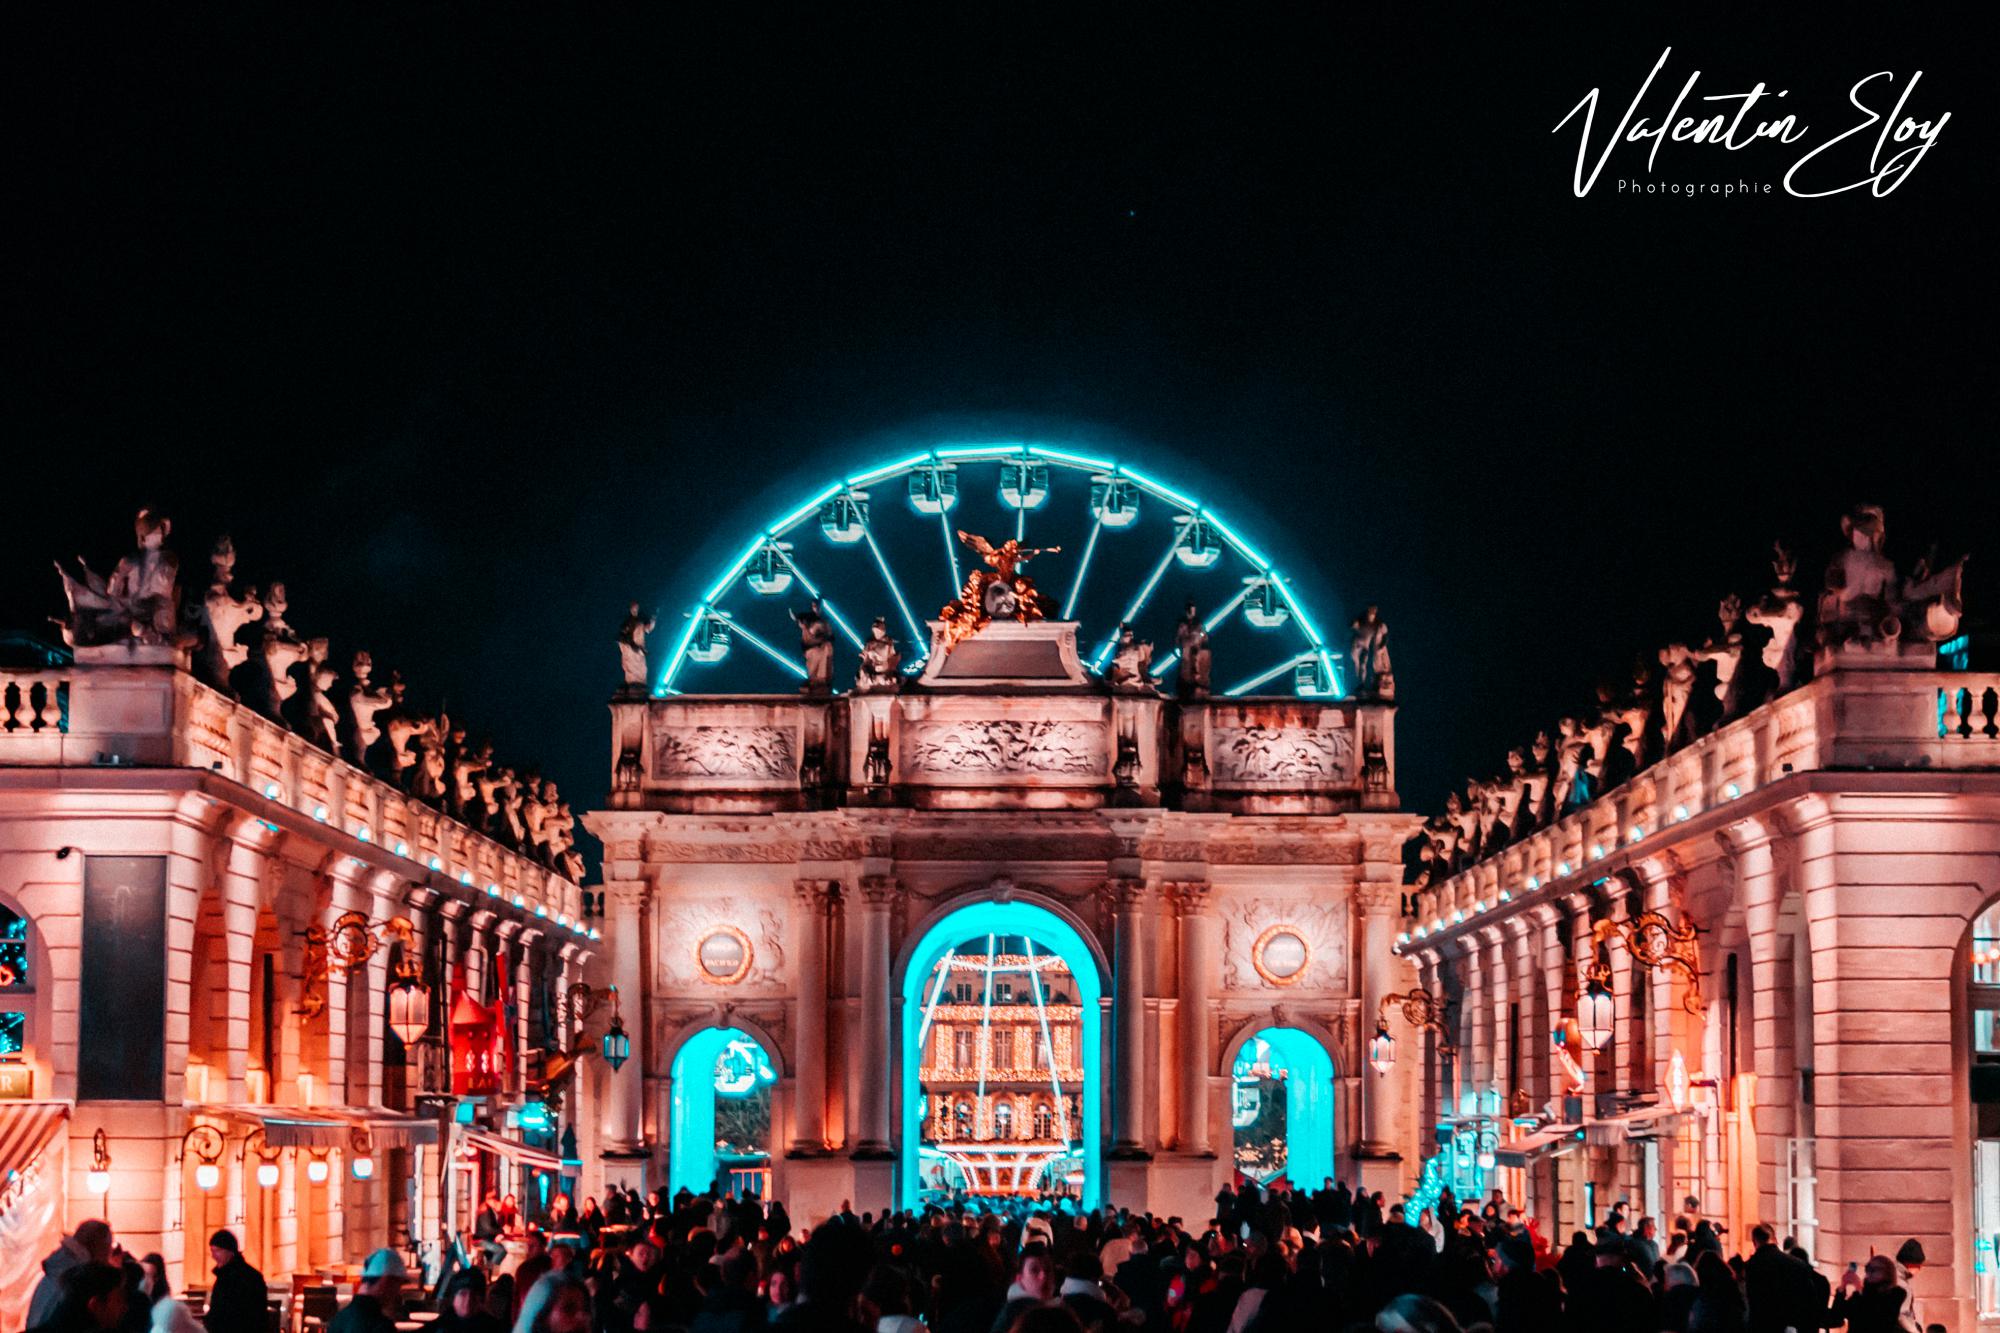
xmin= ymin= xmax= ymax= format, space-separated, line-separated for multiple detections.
xmin=900 ymin=899 xmax=1104 ymax=1210
xmin=669 ymin=1026 xmax=777 ymax=1198
xmin=1231 ymin=1026 xmax=1336 ymax=1191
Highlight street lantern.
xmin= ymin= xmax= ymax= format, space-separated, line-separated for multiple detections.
xmin=387 ymin=967 xmax=431 ymax=1047
xmin=182 ymin=1125 xmax=224 ymax=1191
xmin=602 ymin=1012 xmax=631 ymax=1072
xmin=349 ymin=1127 xmax=375 ymax=1180
xmin=1577 ymin=966 xmax=1615 ymax=1052
xmin=86 ymin=1129 xmax=112 ymax=1196
xmin=305 ymin=1152 xmax=330 ymax=1184
xmin=1368 ymin=1022 xmax=1396 ymax=1075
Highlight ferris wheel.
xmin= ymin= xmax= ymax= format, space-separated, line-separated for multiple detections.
xmin=655 ymin=443 xmax=1346 ymax=699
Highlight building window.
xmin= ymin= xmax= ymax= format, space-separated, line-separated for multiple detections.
xmin=954 ymin=1030 xmax=976 ymax=1068
xmin=0 ymin=905 xmax=27 ymax=990
xmin=994 ymin=1102 xmax=1014 ymax=1140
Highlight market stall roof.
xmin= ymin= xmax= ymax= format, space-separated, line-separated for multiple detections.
xmin=1492 ymin=1123 xmax=1583 ymax=1169
xmin=461 ymin=1126 xmax=575 ymax=1175
xmin=1584 ymin=1102 xmax=1698 ymax=1146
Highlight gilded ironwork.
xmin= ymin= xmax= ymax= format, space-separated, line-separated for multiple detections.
xmin=1378 ymin=987 xmax=1455 ymax=1056
xmin=297 ymin=912 xmax=418 ymax=1017
xmin=1593 ymin=911 xmax=1704 ymax=1014
xmin=936 ymin=531 xmax=1061 ymax=656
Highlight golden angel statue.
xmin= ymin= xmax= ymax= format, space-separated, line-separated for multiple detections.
xmin=936 ymin=530 xmax=1061 ymax=656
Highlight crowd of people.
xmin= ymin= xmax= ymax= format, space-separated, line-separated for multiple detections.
xmin=24 ymin=1179 xmax=1953 ymax=1333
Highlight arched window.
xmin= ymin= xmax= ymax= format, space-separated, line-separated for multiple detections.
xmin=1 ymin=903 xmax=31 ymax=1075
xmin=1032 ymin=1102 xmax=1055 ymax=1139
xmin=994 ymin=1102 xmax=1014 ymax=1140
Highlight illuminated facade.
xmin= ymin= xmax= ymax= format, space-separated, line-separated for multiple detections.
xmin=1395 ymin=641 xmax=2000 ymax=1331
xmin=0 ymin=644 xmax=590 ymax=1324
xmin=586 ymin=449 xmax=1417 ymax=1226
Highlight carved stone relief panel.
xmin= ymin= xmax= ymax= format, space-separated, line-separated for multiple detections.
xmin=1210 ymin=724 xmax=1355 ymax=785
xmin=657 ymin=900 xmax=786 ymax=992
xmin=904 ymin=719 xmax=1104 ymax=778
xmin=652 ymin=724 xmax=796 ymax=781
xmin=1219 ymin=897 xmax=1350 ymax=992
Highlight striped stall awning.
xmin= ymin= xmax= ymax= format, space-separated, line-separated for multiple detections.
xmin=0 ymin=1101 xmax=69 ymax=1187
xmin=193 ymin=1104 xmax=440 ymax=1149
xmin=461 ymin=1127 xmax=574 ymax=1175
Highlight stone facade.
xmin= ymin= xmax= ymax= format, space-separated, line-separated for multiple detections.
xmin=0 ymin=650 xmax=590 ymax=1314
xmin=1395 ymin=643 xmax=2000 ymax=1331
xmin=585 ymin=623 xmax=1416 ymax=1227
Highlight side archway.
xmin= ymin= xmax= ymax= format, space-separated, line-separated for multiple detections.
xmin=667 ymin=1025 xmax=779 ymax=1198
xmin=898 ymin=897 xmax=1105 ymax=1210
xmin=1222 ymin=1022 xmax=1339 ymax=1192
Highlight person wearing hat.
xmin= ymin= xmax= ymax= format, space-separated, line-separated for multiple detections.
xmin=1893 ymin=1238 xmax=1927 ymax=1332
xmin=201 ymin=1231 xmax=267 ymax=1333
xmin=328 ymin=1249 xmax=409 ymax=1333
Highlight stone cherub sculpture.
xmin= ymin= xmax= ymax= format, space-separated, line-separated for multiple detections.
xmin=1104 ymin=622 xmax=1155 ymax=690
xmin=294 ymin=640 xmax=341 ymax=753
xmin=1745 ymin=541 xmax=1804 ymax=691
xmin=794 ymin=599 xmax=834 ymax=695
xmin=855 ymin=616 xmax=902 ymax=692
xmin=235 ymin=581 xmax=306 ymax=721
xmin=1697 ymin=594 xmax=1745 ymax=715
xmin=343 ymin=651 xmax=393 ymax=767
xmin=1348 ymin=606 xmax=1393 ymax=699
xmin=1174 ymin=601 xmax=1211 ymax=699
xmin=191 ymin=535 xmax=262 ymax=692
xmin=54 ymin=508 xmax=181 ymax=648
xmin=1818 ymin=504 xmax=1969 ymax=646
xmin=1657 ymin=643 xmax=1697 ymax=749
xmin=618 ymin=602 xmax=656 ymax=691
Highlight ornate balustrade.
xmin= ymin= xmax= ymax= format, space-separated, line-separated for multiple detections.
xmin=0 ymin=656 xmax=583 ymax=926
xmin=1405 ymin=656 xmax=2000 ymax=941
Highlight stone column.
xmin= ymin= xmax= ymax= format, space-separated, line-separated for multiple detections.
xmin=1356 ymin=884 xmax=1403 ymax=1157
xmin=1485 ymin=930 xmax=1511 ymax=1111
xmin=603 ymin=881 xmax=648 ymax=1153
xmin=851 ymin=876 xmax=896 ymax=1157
xmin=218 ymin=820 xmax=273 ymax=1101
xmin=1172 ymin=883 xmax=1214 ymax=1155
xmin=790 ymin=879 xmax=831 ymax=1154
xmin=1110 ymin=879 xmax=1149 ymax=1156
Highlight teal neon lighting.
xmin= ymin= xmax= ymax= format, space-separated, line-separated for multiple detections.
xmin=1150 ymin=579 xmax=1255 ymax=676
xmin=656 ymin=443 xmax=1346 ymax=700
xmin=1231 ymin=1027 xmax=1336 ymax=1188
xmin=728 ymin=617 xmax=809 ymax=680
xmin=901 ymin=899 xmax=1102 ymax=1210
xmin=669 ymin=1025 xmax=774 ymax=1197
xmin=1224 ymin=653 xmax=1313 ymax=697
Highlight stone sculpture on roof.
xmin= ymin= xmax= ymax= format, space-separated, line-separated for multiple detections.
xmin=618 ymin=602 xmax=656 ymax=692
xmin=54 ymin=508 xmax=181 ymax=648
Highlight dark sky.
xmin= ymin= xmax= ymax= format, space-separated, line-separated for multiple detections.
xmin=5 ymin=9 xmax=1989 ymax=834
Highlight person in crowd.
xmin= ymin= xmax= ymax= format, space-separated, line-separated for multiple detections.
xmin=29 ymin=1220 xmax=115 ymax=1330
xmin=1830 ymin=1254 xmax=1910 ymax=1333
xmin=202 ymin=1230 xmax=268 ymax=1333
xmin=512 ymin=1273 xmax=593 ymax=1333
xmin=437 ymin=1269 xmax=507 ymax=1333
xmin=515 ymin=1232 xmax=553 ymax=1312
xmin=329 ymin=1249 xmax=409 ymax=1333
xmin=31 ymin=1261 xmax=128 ymax=1333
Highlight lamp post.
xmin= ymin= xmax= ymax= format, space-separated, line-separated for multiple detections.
xmin=181 ymin=1124 xmax=224 ymax=1192
xmin=1371 ymin=987 xmax=1456 ymax=1074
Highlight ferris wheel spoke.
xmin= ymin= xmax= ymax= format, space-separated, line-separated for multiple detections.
xmin=1223 ymin=652 xmax=1313 ymax=697
xmin=917 ymin=947 xmax=959 ymax=1054
xmin=860 ymin=524 xmax=930 ymax=655
xmin=1023 ymin=937 xmax=1071 ymax=1143
xmin=725 ymin=618 xmax=810 ymax=680
xmin=1149 ymin=579 xmax=1255 ymax=678
xmin=1089 ymin=534 xmax=1182 ymax=670
xmin=939 ymin=513 xmax=962 ymax=600
xmin=770 ymin=547 xmax=867 ymax=650
xmin=1061 ymin=518 xmax=1104 ymax=621
xmin=974 ymin=933 xmax=998 ymax=1125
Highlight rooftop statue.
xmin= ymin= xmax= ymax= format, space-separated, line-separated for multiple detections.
xmin=1658 ymin=643 xmax=1697 ymax=749
xmin=344 ymin=651 xmax=393 ymax=767
xmin=855 ymin=616 xmax=902 ymax=692
xmin=1349 ymin=606 xmax=1393 ymax=699
xmin=54 ymin=508 xmax=181 ymax=648
xmin=618 ymin=602 xmax=656 ymax=692
xmin=235 ymin=581 xmax=306 ymax=722
xmin=1745 ymin=541 xmax=1804 ymax=691
xmin=1104 ymin=622 xmax=1155 ymax=691
xmin=1697 ymin=594 xmax=1746 ymax=715
xmin=1174 ymin=601 xmax=1212 ymax=699
xmin=1818 ymin=504 xmax=1969 ymax=646
xmin=794 ymin=599 xmax=834 ymax=695
xmin=191 ymin=535 xmax=262 ymax=692
xmin=936 ymin=531 xmax=1060 ymax=657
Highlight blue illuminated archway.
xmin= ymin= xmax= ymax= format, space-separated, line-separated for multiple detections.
xmin=657 ymin=444 xmax=1346 ymax=700
xmin=668 ymin=1025 xmax=777 ymax=1197
xmin=1231 ymin=1026 xmax=1337 ymax=1190
xmin=898 ymin=898 xmax=1105 ymax=1210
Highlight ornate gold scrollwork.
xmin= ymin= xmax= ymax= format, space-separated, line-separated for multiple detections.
xmin=1379 ymin=987 xmax=1456 ymax=1056
xmin=1592 ymin=909 xmax=1705 ymax=1014
xmin=297 ymin=912 xmax=419 ymax=1017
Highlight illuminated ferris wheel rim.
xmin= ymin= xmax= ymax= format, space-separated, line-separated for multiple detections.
xmin=655 ymin=442 xmax=1346 ymax=698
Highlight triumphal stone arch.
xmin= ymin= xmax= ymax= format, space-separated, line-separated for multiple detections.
xmin=585 ymin=449 xmax=1417 ymax=1223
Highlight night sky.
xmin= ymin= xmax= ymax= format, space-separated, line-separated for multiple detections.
xmin=7 ymin=10 xmax=1989 ymax=843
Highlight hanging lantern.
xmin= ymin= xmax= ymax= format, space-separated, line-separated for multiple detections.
xmin=1578 ymin=977 xmax=1615 ymax=1052
xmin=387 ymin=971 xmax=431 ymax=1047
xmin=256 ymin=1160 xmax=281 ymax=1189
xmin=305 ymin=1153 xmax=330 ymax=1184
xmin=602 ymin=1012 xmax=631 ymax=1072
xmin=1368 ymin=1022 xmax=1396 ymax=1075
xmin=182 ymin=1125 xmax=224 ymax=1192
xmin=351 ymin=1153 xmax=375 ymax=1180
xmin=86 ymin=1129 xmax=112 ymax=1196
